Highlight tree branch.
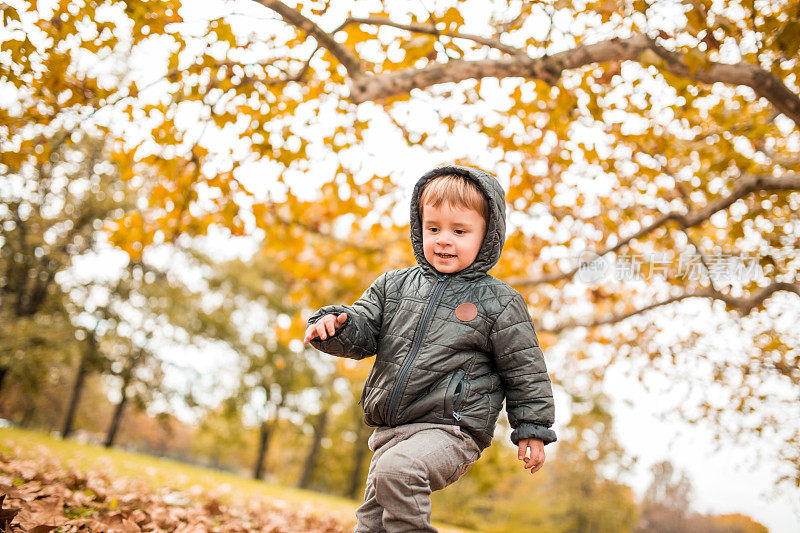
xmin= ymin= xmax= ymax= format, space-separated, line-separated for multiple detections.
xmin=507 ymin=173 xmax=800 ymax=287
xmin=491 ymin=3 xmax=533 ymax=36
xmin=547 ymin=281 xmax=800 ymax=333
xmin=709 ymin=281 xmax=800 ymax=316
xmin=255 ymin=0 xmax=362 ymax=79
xmin=266 ymin=207 xmax=386 ymax=254
xmin=647 ymin=42 xmax=800 ymax=126
xmin=682 ymin=174 xmax=800 ymax=226
xmin=548 ymin=291 xmax=700 ymax=333
xmin=333 ymin=16 xmax=525 ymax=56
xmin=345 ymin=34 xmax=800 ymax=129
xmin=167 ymin=55 xmax=318 ymax=87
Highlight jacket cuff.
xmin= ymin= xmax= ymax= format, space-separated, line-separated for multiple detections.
xmin=309 ymin=310 xmax=350 ymax=338
xmin=510 ymin=423 xmax=557 ymax=446
xmin=308 ymin=310 xmax=351 ymax=352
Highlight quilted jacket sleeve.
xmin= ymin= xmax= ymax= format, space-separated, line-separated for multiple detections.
xmin=307 ymin=273 xmax=386 ymax=360
xmin=489 ymin=291 xmax=557 ymax=446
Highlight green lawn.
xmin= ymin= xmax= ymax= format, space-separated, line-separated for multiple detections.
xmin=0 ymin=426 xmax=474 ymax=532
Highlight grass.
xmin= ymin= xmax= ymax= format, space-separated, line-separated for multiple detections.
xmin=0 ymin=426 xmax=475 ymax=532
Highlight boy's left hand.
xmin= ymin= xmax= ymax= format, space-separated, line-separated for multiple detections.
xmin=518 ymin=438 xmax=545 ymax=475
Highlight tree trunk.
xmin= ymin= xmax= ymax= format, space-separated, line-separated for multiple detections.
xmin=61 ymin=329 xmax=96 ymax=439
xmin=253 ymin=389 xmax=288 ymax=480
xmin=347 ymin=406 xmax=371 ymax=499
xmin=20 ymin=401 xmax=35 ymax=428
xmin=104 ymin=382 xmax=128 ymax=447
xmin=253 ymin=420 xmax=272 ymax=480
xmin=297 ymin=408 xmax=329 ymax=489
xmin=0 ymin=366 xmax=8 ymax=394
xmin=104 ymin=347 xmax=144 ymax=448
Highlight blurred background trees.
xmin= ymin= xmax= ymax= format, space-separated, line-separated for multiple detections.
xmin=1 ymin=130 xmax=132 ymax=428
xmin=2 ymin=0 xmax=798 ymax=530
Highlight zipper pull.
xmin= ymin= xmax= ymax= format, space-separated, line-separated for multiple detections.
xmin=453 ymin=411 xmax=462 ymax=421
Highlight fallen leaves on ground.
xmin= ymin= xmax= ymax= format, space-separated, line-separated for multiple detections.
xmin=0 ymin=450 xmax=345 ymax=532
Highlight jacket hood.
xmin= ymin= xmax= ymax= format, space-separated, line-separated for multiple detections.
xmin=410 ymin=165 xmax=507 ymax=281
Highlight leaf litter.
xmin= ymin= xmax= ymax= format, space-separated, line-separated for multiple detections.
xmin=0 ymin=449 xmax=345 ymax=532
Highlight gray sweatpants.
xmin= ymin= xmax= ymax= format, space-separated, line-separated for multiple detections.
xmin=354 ymin=422 xmax=483 ymax=532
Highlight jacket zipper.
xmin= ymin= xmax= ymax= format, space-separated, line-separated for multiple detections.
xmin=385 ymin=274 xmax=450 ymax=425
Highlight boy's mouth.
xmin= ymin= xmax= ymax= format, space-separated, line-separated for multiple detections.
xmin=435 ymin=252 xmax=456 ymax=259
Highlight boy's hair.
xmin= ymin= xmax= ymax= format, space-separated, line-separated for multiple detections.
xmin=418 ymin=174 xmax=490 ymax=225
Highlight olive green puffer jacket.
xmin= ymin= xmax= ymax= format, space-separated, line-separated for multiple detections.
xmin=308 ymin=165 xmax=556 ymax=449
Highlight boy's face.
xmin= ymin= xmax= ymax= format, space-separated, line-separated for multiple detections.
xmin=421 ymin=201 xmax=487 ymax=274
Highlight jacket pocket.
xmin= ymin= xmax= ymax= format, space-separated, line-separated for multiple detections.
xmin=453 ymin=377 xmax=468 ymax=419
xmin=360 ymin=383 xmax=381 ymax=426
xmin=444 ymin=369 xmax=467 ymax=422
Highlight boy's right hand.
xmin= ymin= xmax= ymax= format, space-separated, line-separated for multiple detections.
xmin=303 ymin=313 xmax=348 ymax=345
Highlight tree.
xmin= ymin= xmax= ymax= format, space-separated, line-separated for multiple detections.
xmin=0 ymin=131 xmax=131 ymax=397
xmin=102 ymin=341 xmax=165 ymax=448
xmin=189 ymin=251 xmax=331 ymax=480
xmin=634 ymin=460 xmax=769 ymax=533
xmin=60 ymin=324 xmax=101 ymax=438
xmin=52 ymin=235 xmax=241 ymax=444
xmin=297 ymin=400 xmax=329 ymax=489
xmin=4 ymin=0 xmax=798 ymax=484
xmin=192 ymin=396 xmax=251 ymax=471
xmin=542 ymin=393 xmax=639 ymax=532
xmin=345 ymin=388 xmax=372 ymax=499
xmin=293 ymin=378 xmax=366 ymax=494
xmin=634 ymin=460 xmax=694 ymax=533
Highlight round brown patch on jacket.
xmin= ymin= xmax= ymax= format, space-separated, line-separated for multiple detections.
xmin=455 ymin=302 xmax=478 ymax=321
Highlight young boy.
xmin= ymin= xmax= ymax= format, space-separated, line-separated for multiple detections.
xmin=303 ymin=165 xmax=556 ymax=532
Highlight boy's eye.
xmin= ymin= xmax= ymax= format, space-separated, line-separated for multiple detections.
xmin=454 ymin=229 xmax=465 ymax=235
xmin=428 ymin=227 xmax=438 ymax=232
